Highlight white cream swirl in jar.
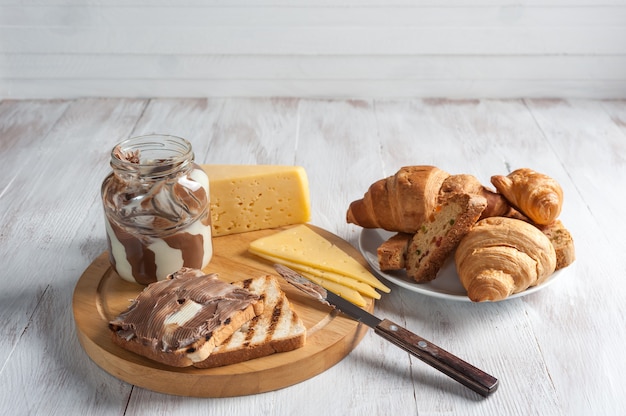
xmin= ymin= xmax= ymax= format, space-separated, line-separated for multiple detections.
xmin=101 ymin=134 xmax=212 ymax=284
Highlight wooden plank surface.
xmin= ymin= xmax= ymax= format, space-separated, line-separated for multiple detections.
xmin=0 ymin=97 xmax=625 ymax=415
xmin=2 ymin=2 xmax=626 ymax=99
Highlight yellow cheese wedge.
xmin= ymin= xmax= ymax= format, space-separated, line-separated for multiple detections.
xmin=249 ymin=224 xmax=390 ymax=293
xmin=202 ymin=165 xmax=311 ymax=237
xmin=251 ymin=250 xmax=381 ymax=299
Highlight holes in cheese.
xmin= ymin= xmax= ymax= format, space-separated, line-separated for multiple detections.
xmin=201 ymin=165 xmax=311 ymax=237
xmin=248 ymin=224 xmax=390 ymax=294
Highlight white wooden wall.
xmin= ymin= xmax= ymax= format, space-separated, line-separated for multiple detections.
xmin=1 ymin=0 xmax=626 ymax=99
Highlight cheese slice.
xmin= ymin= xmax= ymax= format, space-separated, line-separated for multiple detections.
xmin=202 ymin=165 xmax=311 ymax=237
xmin=249 ymin=224 xmax=390 ymax=293
xmin=297 ymin=271 xmax=367 ymax=307
xmin=251 ymin=250 xmax=381 ymax=299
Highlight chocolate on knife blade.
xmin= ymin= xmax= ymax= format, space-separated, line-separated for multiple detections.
xmin=274 ymin=264 xmax=499 ymax=398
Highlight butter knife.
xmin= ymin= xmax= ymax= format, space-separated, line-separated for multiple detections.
xmin=274 ymin=264 xmax=499 ymax=397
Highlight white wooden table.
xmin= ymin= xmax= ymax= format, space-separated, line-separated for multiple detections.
xmin=1 ymin=97 xmax=624 ymax=415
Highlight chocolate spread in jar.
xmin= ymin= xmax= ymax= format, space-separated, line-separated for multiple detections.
xmin=101 ymin=135 xmax=213 ymax=284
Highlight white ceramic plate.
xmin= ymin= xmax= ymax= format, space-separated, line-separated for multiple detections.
xmin=358 ymin=228 xmax=565 ymax=302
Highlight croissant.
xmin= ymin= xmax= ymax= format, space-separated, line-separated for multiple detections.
xmin=346 ymin=166 xmax=450 ymax=233
xmin=455 ymin=217 xmax=557 ymax=302
xmin=347 ymin=167 xmax=512 ymax=233
xmin=490 ymin=168 xmax=563 ymax=225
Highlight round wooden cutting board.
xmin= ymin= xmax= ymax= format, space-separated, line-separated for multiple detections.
xmin=72 ymin=224 xmax=374 ymax=397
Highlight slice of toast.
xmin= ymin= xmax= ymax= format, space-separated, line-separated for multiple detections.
xmin=195 ymin=274 xmax=306 ymax=368
xmin=109 ymin=268 xmax=264 ymax=368
xmin=405 ymin=193 xmax=487 ymax=283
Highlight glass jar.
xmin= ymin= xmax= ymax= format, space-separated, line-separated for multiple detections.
xmin=101 ymin=134 xmax=212 ymax=285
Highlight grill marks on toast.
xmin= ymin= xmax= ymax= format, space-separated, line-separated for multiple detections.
xmin=267 ymin=296 xmax=284 ymax=341
xmin=238 ymin=289 xmax=285 ymax=347
xmin=239 ymin=278 xmax=280 ymax=347
xmin=240 ymin=278 xmax=257 ymax=347
xmin=194 ymin=274 xmax=306 ymax=368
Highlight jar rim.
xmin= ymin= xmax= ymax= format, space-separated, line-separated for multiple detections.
xmin=111 ymin=134 xmax=193 ymax=168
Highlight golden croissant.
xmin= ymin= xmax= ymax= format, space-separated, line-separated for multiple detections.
xmin=347 ymin=167 xmax=511 ymax=233
xmin=490 ymin=168 xmax=563 ymax=225
xmin=346 ymin=166 xmax=450 ymax=233
xmin=455 ymin=217 xmax=557 ymax=302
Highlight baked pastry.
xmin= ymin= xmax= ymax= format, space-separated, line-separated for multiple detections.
xmin=347 ymin=167 xmax=518 ymax=234
xmin=438 ymin=174 xmax=511 ymax=219
xmin=377 ymin=232 xmax=411 ymax=271
xmin=196 ymin=274 xmax=306 ymax=368
xmin=455 ymin=217 xmax=557 ymax=302
xmin=405 ymin=193 xmax=487 ymax=283
xmin=374 ymin=173 xmax=511 ymax=272
xmin=346 ymin=166 xmax=450 ymax=233
xmin=109 ymin=268 xmax=264 ymax=367
xmin=491 ymin=168 xmax=563 ymax=225
xmin=539 ymin=220 xmax=576 ymax=270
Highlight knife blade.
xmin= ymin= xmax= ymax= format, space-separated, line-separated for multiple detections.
xmin=274 ymin=264 xmax=499 ymax=398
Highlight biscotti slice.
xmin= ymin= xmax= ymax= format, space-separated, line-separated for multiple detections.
xmin=109 ymin=267 xmax=264 ymax=368
xmin=377 ymin=233 xmax=411 ymax=271
xmin=538 ymin=220 xmax=575 ymax=270
xmin=405 ymin=193 xmax=487 ymax=283
xmin=195 ymin=274 xmax=306 ymax=368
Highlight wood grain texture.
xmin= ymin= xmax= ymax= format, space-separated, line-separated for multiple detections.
xmin=2 ymin=2 xmax=625 ymax=98
xmin=1 ymin=97 xmax=625 ymax=415
xmin=73 ymin=225 xmax=372 ymax=397
xmin=370 ymin=98 xmax=566 ymax=415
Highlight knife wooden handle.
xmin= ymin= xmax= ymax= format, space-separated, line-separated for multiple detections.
xmin=374 ymin=319 xmax=499 ymax=397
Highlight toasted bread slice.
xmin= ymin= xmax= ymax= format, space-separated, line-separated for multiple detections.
xmin=195 ymin=274 xmax=306 ymax=368
xmin=109 ymin=268 xmax=264 ymax=368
